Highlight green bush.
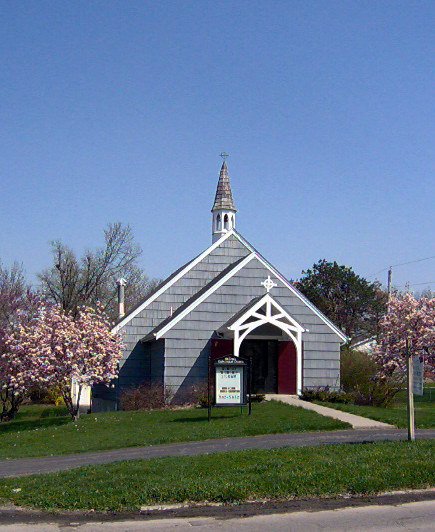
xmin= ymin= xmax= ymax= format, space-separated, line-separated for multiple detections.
xmin=302 ymin=350 xmax=403 ymax=408
xmin=28 ymin=386 xmax=65 ymax=406
xmin=341 ymin=347 xmax=378 ymax=394
xmin=340 ymin=348 xmax=402 ymax=407
xmin=300 ymin=388 xmax=353 ymax=404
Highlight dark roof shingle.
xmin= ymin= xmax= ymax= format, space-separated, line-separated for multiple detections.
xmin=212 ymin=161 xmax=236 ymax=212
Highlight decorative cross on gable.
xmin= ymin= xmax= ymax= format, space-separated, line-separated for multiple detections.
xmin=261 ymin=275 xmax=277 ymax=293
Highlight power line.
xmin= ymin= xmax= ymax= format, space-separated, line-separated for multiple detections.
xmin=370 ymin=254 xmax=435 ymax=278
xmin=390 ymin=255 xmax=435 ymax=268
xmin=398 ymin=281 xmax=435 ymax=287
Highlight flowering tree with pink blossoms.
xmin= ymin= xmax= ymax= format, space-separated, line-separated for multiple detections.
xmin=6 ymin=303 xmax=123 ymax=420
xmin=374 ymin=293 xmax=434 ymax=378
xmin=0 ymin=262 xmax=40 ymax=421
xmin=1 ymin=321 xmax=40 ymax=421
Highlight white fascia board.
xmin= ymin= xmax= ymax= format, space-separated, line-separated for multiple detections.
xmin=252 ymin=254 xmax=348 ymax=343
xmin=112 ymin=230 xmax=238 ymax=333
xmin=155 ymin=253 xmax=256 ymax=339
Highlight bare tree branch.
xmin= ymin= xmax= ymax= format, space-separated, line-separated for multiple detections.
xmin=38 ymin=223 xmax=158 ymax=320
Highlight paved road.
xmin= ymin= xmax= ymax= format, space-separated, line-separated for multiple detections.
xmin=0 ymin=499 xmax=434 ymax=531
xmin=0 ymin=428 xmax=434 ymax=478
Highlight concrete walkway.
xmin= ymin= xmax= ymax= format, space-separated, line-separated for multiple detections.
xmin=1 ymin=428 xmax=434 ymax=479
xmin=266 ymin=395 xmax=395 ymax=429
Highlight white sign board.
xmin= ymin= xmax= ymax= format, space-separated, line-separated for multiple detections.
xmin=215 ymin=365 xmax=243 ymax=405
xmin=413 ymin=356 xmax=424 ymax=396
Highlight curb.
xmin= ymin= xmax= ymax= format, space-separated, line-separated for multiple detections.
xmin=0 ymin=488 xmax=433 ymax=525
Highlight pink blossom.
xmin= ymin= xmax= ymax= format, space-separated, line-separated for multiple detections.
xmin=4 ymin=302 xmax=123 ymax=420
xmin=373 ymin=294 xmax=434 ymax=377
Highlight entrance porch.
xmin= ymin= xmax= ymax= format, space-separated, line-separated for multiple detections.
xmin=212 ymin=293 xmax=305 ymax=395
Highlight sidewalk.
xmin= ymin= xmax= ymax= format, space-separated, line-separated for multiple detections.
xmin=1 ymin=428 xmax=433 ymax=479
xmin=266 ymin=395 xmax=394 ymax=429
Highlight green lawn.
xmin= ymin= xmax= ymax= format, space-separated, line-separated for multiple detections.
xmin=0 ymin=440 xmax=433 ymax=511
xmin=0 ymin=401 xmax=349 ymax=460
xmin=317 ymin=385 xmax=435 ymax=428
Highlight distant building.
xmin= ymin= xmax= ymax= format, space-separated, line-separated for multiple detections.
xmin=93 ymin=161 xmax=347 ymax=410
xmin=352 ymin=337 xmax=378 ymax=354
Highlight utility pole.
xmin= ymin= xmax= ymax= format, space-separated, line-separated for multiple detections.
xmin=387 ymin=267 xmax=392 ymax=303
xmin=406 ymin=337 xmax=415 ymax=442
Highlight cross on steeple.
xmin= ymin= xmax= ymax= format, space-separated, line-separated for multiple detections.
xmin=220 ymin=151 xmax=229 ymax=162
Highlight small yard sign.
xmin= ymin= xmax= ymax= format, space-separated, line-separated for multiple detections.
xmin=215 ymin=356 xmax=246 ymax=406
xmin=208 ymin=355 xmax=251 ymax=420
xmin=413 ymin=355 xmax=424 ymax=396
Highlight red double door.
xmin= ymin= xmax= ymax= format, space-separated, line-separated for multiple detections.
xmin=210 ymin=339 xmax=297 ymax=395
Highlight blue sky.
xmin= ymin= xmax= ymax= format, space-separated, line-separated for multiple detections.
xmin=1 ymin=1 xmax=434 ymax=291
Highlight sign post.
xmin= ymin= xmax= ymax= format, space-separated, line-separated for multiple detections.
xmin=208 ymin=355 xmax=251 ymax=421
xmin=406 ymin=338 xmax=415 ymax=442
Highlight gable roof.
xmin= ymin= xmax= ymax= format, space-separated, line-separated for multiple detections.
xmin=231 ymin=232 xmax=348 ymax=342
xmin=141 ymin=255 xmax=254 ymax=342
xmin=114 ymin=228 xmax=348 ymax=343
xmin=112 ymin=230 xmax=249 ymax=333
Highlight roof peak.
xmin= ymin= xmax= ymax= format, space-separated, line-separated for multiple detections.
xmin=212 ymin=160 xmax=236 ymax=212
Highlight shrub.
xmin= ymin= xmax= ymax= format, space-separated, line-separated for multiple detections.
xmin=351 ymin=378 xmax=402 ymax=408
xmin=120 ymin=383 xmax=167 ymax=411
xmin=341 ymin=348 xmax=402 ymax=407
xmin=341 ymin=347 xmax=378 ymax=394
xmin=300 ymin=387 xmax=353 ymax=404
xmin=250 ymin=394 xmax=265 ymax=403
xmin=29 ymin=386 xmax=65 ymax=406
xmin=181 ymin=381 xmax=211 ymax=408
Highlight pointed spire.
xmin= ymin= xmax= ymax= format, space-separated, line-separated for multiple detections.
xmin=212 ymin=161 xmax=237 ymax=212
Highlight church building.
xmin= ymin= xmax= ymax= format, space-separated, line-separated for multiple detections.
xmin=93 ymin=161 xmax=347 ymax=409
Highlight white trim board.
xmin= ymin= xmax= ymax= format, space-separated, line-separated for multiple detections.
xmin=112 ymin=230 xmax=241 ymax=333
xmin=228 ymin=293 xmax=305 ymax=334
xmin=155 ymin=254 xmax=256 ymax=339
xmin=113 ymin=227 xmax=347 ymax=343
xmin=154 ymin=251 xmax=347 ymax=343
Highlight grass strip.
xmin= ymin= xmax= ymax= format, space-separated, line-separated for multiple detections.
xmin=0 ymin=440 xmax=433 ymax=511
xmin=0 ymin=401 xmax=348 ymax=460
xmin=317 ymin=387 xmax=435 ymax=429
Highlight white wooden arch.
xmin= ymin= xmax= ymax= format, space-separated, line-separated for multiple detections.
xmin=228 ymin=293 xmax=305 ymax=394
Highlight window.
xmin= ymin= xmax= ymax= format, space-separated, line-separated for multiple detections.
xmin=224 ymin=214 xmax=229 ymax=230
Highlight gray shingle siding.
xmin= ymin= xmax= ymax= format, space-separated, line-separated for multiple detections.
xmin=96 ymin=234 xmax=250 ymax=409
xmin=163 ymin=256 xmax=341 ymax=398
xmin=111 ymin=234 xmax=343 ymax=407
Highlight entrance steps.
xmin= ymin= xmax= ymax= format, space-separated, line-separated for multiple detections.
xmin=265 ymin=394 xmax=395 ymax=429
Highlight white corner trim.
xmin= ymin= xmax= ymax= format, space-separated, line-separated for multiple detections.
xmin=155 ymin=253 xmax=256 ymax=339
xmin=252 ymin=254 xmax=348 ymax=342
xmin=112 ymin=230 xmax=239 ymax=333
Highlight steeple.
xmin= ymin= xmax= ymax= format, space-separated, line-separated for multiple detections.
xmin=211 ymin=159 xmax=237 ymax=242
